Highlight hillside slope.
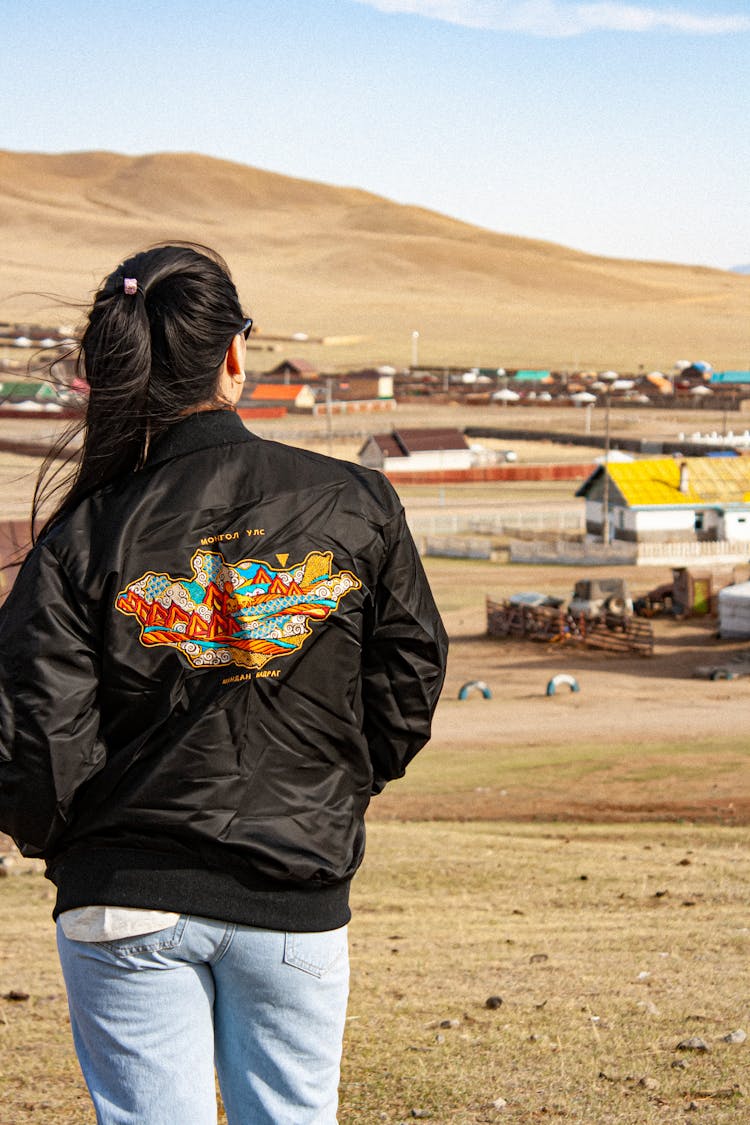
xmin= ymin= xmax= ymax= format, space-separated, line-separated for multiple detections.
xmin=1 ymin=149 xmax=748 ymax=369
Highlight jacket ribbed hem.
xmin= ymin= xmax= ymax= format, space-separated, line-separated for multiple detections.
xmin=48 ymin=849 xmax=352 ymax=932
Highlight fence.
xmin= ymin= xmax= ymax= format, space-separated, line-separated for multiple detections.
xmin=311 ymin=399 xmax=396 ymax=416
xmin=485 ymin=597 xmax=654 ymax=655
xmin=407 ymin=509 xmax=584 ymax=539
xmin=509 ymin=538 xmax=750 ymax=567
xmin=635 ymin=540 xmax=750 ymax=566
xmin=509 ymin=539 xmax=637 ymax=565
xmin=424 ymin=537 xmax=493 ymax=559
xmin=385 ymin=462 xmax=595 ymax=485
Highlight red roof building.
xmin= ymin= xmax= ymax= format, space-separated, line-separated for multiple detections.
xmin=242 ymin=383 xmax=316 ymax=412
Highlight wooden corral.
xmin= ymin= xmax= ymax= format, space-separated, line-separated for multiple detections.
xmin=486 ymin=597 xmax=654 ymax=656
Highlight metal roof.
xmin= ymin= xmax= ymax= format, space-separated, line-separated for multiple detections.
xmin=711 ymin=371 xmax=750 ymax=384
xmin=270 ymin=359 xmax=318 ymax=374
xmin=513 ymin=369 xmax=551 ymax=382
xmin=361 ymin=433 xmax=402 ymax=457
xmin=366 ymin=427 xmax=469 ymax=457
xmin=249 ymin=384 xmax=305 ymax=401
xmin=579 ymin=457 xmax=750 ymax=507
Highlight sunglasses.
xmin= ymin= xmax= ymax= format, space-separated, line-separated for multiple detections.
xmin=241 ymin=317 xmax=253 ymax=340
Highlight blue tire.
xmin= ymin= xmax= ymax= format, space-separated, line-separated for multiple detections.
xmin=458 ymin=680 xmax=492 ymax=700
xmin=546 ymin=674 xmax=580 ymax=696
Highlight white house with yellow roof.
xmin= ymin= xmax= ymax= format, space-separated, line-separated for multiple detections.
xmin=576 ymin=457 xmax=750 ymax=544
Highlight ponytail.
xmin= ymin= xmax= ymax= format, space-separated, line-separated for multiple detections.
xmin=32 ymin=244 xmax=246 ymax=542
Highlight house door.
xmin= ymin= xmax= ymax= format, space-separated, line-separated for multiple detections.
xmin=692 ymin=577 xmax=711 ymax=615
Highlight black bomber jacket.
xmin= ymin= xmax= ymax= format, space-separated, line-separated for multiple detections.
xmin=0 ymin=410 xmax=448 ymax=931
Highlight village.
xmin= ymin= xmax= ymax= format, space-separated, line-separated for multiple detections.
xmin=3 ymin=317 xmax=750 ymax=418
xmin=3 ymin=317 xmax=750 ymax=664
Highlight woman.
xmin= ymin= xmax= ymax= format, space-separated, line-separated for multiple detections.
xmin=0 ymin=244 xmax=448 ymax=1125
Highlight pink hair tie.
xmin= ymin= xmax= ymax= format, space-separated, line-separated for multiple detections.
xmin=123 ymin=277 xmax=139 ymax=296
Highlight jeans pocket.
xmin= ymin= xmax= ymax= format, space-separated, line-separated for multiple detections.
xmin=100 ymin=914 xmax=189 ymax=955
xmin=283 ymin=926 xmax=348 ymax=978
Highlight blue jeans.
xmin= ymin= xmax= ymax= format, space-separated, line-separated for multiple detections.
xmin=57 ymin=915 xmax=349 ymax=1125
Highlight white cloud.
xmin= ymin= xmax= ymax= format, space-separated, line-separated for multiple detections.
xmin=352 ymin=0 xmax=750 ymax=36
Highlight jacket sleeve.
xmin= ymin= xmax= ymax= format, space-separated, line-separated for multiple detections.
xmin=0 ymin=543 xmax=105 ymax=857
xmin=362 ymin=507 xmax=448 ymax=794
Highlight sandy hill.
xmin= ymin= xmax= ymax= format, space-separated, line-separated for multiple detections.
xmin=1 ymin=149 xmax=748 ymax=370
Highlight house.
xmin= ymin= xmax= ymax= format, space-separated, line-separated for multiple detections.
xmin=333 ymin=374 xmax=393 ymax=401
xmin=268 ymin=358 xmax=319 ymax=382
xmin=242 ymin=383 xmax=316 ymax=412
xmin=576 ymin=456 xmax=750 ymax=543
xmin=0 ymin=380 xmax=82 ymax=419
xmin=359 ymin=428 xmax=472 ymax=473
xmin=310 ymin=374 xmax=396 ymax=416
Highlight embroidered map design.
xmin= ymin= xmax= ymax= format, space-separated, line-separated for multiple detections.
xmin=115 ymin=549 xmax=361 ymax=671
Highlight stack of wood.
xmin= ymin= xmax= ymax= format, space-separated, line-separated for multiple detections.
xmin=486 ymin=598 xmax=653 ymax=656
xmin=584 ymin=613 xmax=654 ymax=656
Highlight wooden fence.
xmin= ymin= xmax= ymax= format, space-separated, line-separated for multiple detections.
xmin=486 ymin=598 xmax=654 ymax=656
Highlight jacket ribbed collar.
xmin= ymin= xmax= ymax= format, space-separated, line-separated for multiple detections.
xmin=145 ymin=409 xmax=255 ymax=468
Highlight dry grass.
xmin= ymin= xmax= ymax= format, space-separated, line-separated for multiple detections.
xmin=342 ymin=821 xmax=750 ymax=1123
xmin=3 ymin=823 xmax=750 ymax=1124
xmin=3 ymin=405 xmax=750 ymax=1121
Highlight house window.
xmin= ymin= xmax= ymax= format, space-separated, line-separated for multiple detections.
xmin=694 ymin=512 xmax=704 ymax=532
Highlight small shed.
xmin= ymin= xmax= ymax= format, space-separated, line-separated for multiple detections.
xmin=718 ymin=582 xmax=750 ymax=638
xmin=670 ymin=566 xmax=737 ymax=615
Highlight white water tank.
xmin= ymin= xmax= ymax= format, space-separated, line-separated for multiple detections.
xmin=718 ymin=582 xmax=750 ymax=639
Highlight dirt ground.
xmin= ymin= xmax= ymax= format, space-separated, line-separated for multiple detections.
xmin=364 ymin=556 xmax=750 ymax=827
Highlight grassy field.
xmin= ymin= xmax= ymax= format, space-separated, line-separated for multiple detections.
xmin=3 ymin=823 xmax=750 ymax=1124
xmin=343 ymin=821 xmax=750 ymax=1124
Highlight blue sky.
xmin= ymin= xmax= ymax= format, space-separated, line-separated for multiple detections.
xmin=3 ymin=0 xmax=749 ymax=267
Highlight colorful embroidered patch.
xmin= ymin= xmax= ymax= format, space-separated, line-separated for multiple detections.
xmin=115 ymin=550 xmax=362 ymax=671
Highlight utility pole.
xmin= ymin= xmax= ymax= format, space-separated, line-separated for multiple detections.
xmin=325 ymin=377 xmax=333 ymax=457
xmin=602 ymin=390 xmax=611 ymax=546
xmin=599 ymin=371 xmax=618 ymax=546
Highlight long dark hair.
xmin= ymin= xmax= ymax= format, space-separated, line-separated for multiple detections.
xmin=33 ymin=243 xmax=247 ymax=542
